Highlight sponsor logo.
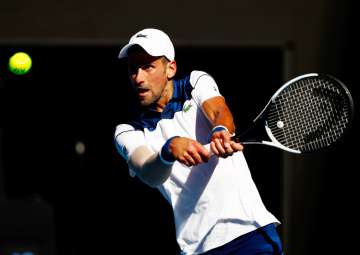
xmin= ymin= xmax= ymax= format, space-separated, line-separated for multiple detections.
xmin=136 ymin=34 xmax=147 ymax=38
xmin=183 ymin=103 xmax=193 ymax=112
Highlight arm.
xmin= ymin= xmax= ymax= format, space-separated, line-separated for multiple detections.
xmin=115 ymin=125 xmax=174 ymax=188
xmin=128 ymin=136 xmax=210 ymax=186
xmin=128 ymin=146 xmax=173 ymax=188
xmin=115 ymin=123 xmax=209 ymax=187
xmin=202 ymin=96 xmax=243 ymax=157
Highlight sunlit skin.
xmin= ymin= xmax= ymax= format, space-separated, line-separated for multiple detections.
xmin=126 ymin=48 xmax=242 ymax=167
xmin=202 ymin=96 xmax=244 ymax=156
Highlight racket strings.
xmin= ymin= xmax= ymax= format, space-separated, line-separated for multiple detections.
xmin=267 ymin=77 xmax=351 ymax=152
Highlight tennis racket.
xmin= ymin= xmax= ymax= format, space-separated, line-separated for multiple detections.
xmin=208 ymin=73 xmax=354 ymax=154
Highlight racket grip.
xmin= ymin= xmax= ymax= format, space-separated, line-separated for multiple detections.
xmin=204 ymin=143 xmax=214 ymax=157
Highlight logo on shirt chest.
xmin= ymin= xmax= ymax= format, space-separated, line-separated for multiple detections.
xmin=183 ymin=102 xmax=193 ymax=112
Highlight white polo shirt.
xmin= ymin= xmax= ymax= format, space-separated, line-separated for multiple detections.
xmin=115 ymin=71 xmax=279 ymax=255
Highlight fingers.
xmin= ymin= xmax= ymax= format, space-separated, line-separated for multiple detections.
xmin=231 ymin=140 xmax=244 ymax=151
xmin=212 ymin=139 xmax=234 ymax=157
xmin=168 ymin=133 xmax=243 ymax=166
xmin=172 ymin=138 xmax=210 ymax=166
xmin=183 ymin=152 xmax=197 ymax=166
xmin=180 ymin=150 xmax=209 ymax=167
xmin=210 ymin=130 xmax=243 ymax=158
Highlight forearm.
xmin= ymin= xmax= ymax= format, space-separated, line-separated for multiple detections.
xmin=202 ymin=96 xmax=243 ymax=156
xmin=128 ymin=146 xmax=173 ymax=188
xmin=210 ymin=105 xmax=236 ymax=133
xmin=202 ymin=96 xmax=236 ymax=133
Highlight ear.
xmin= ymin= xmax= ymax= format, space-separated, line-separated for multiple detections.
xmin=166 ymin=60 xmax=177 ymax=79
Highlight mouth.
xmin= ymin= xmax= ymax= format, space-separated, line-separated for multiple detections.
xmin=137 ymin=88 xmax=150 ymax=97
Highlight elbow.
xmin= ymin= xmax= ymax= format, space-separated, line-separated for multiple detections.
xmin=140 ymin=157 xmax=172 ymax=188
xmin=130 ymin=150 xmax=173 ymax=188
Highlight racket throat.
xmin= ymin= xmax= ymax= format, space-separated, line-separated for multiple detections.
xmin=232 ymin=118 xmax=268 ymax=144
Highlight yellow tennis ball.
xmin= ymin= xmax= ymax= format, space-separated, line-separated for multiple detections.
xmin=8 ymin=52 xmax=32 ymax=75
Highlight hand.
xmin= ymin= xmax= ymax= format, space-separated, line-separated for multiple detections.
xmin=169 ymin=137 xmax=210 ymax=167
xmin=210 ymin=129 xmax=243 ymax=158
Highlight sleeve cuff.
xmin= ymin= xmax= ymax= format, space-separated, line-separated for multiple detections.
xmin=160 ymin=136 xmax=179 ymax=164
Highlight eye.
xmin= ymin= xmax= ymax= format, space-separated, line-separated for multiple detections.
xmin=128 ymin=64 xmax=138 ymax=76
xmin=142 ymin=64 xmax=153 ymax=71
xmin=127 ymin=62 xmax=154 ymax=76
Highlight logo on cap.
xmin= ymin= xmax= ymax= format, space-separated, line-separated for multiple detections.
xmin=136 ymin=34 xmax=147 ymax=38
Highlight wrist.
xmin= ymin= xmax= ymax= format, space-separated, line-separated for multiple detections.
xmin=160 ymin=136 xmax=179 ymax=164
xmin=210 ymin=125 xmax=236 ymax=140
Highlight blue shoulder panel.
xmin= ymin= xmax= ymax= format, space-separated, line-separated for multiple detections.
xmin=129 ymin=75 xmax=193 ymax=131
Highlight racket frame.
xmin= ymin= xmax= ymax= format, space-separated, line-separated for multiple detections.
xmin=232 ymin=73 xmax=353 ymax=154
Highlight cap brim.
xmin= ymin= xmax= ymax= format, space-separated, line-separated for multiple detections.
xmin=118 ymin=43 xmax=135 ymax=59
xmin=117 ymin=43 xmax=153 ymax=59
xmin=118 ymin=41 xmax=170 ymax=60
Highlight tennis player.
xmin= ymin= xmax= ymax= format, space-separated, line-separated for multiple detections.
xmin=114 ymin=28 xmax=284 ymax=255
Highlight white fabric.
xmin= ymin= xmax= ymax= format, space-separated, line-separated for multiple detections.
xmin=114 ymin=71 xmax=280 ymax=255
xmin=114 ymin=124 xmax=146 ymax=177
xmin=118 ymin=28 xmax=175 ymax=61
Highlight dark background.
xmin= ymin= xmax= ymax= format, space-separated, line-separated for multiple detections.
xmin=1 ymin=0 xmax=359 ymax=254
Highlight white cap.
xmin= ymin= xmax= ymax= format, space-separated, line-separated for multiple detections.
xmin=118 ymin=28 xmax=175 ymax=61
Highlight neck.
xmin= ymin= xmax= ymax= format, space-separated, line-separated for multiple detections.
xmin=152 ymin=81 xmax=174 ymax=112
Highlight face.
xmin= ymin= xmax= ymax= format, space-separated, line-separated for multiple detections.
xmin=127 ymin=49 xmax=176 ymax=108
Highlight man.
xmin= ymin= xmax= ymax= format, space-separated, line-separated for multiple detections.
xmin=114 ymin=28 xmax=283 ymax=255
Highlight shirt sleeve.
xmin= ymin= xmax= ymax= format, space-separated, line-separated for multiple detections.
xmin=114 ymin=124 xmax=146 ymax=177
xmin=190 ymin=71 xmax=222 ymax=105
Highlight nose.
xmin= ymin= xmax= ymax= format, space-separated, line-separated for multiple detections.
xmin=131 ymin=68 xmax=145 ymax=86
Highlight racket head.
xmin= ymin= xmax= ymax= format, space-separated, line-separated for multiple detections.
xmin=263 ymin=73 xmax=354 ymax=154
